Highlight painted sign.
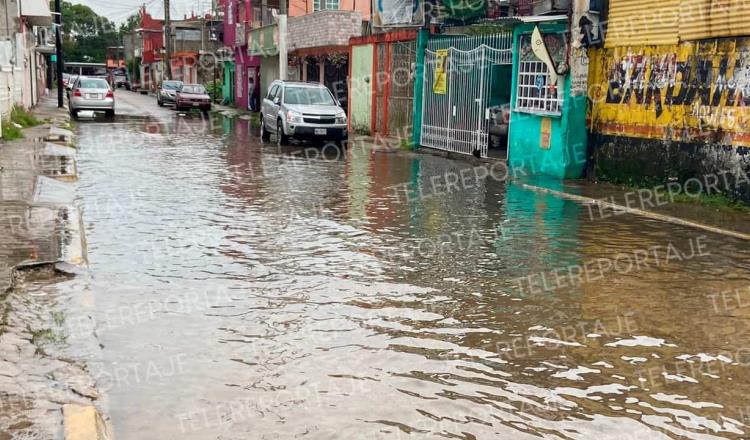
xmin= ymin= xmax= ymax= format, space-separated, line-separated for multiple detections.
xmin=519 ymin=33 xmax=567 ymax=65
xmin=570 ymin=47 xmax=589 ymax=96
xmin=433 ymin=49 xmax=448 ymax=95
xmin=589 ymin=38 xmax=750 ymax=146
xmin=531 ymin=26 xmax=559 ymax=84
xmin=540 ymin=117 xmax=552 ymax=149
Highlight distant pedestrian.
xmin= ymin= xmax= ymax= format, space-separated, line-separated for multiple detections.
xmin=249 ymin=76 xmax=257 ymax=112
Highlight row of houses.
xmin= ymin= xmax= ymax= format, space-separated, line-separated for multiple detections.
xmin=126 ymin=0 xmax=750 ymax=202
xmin=0 ymin=0 xmax=53 ymax=122
xmin=122 ymin=7 xmax=225 ymax=93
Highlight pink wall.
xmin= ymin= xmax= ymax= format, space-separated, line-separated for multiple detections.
xmin=224 ymin=0 xmax=254 ymax=46
xmin=223 ymin=0 xmax=235 ymax=46
xmin=288 ymin=0 xmax=370 ymax=20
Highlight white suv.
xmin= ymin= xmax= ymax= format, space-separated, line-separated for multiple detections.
xmin=260 ymin=80 xmax=347 ymax=146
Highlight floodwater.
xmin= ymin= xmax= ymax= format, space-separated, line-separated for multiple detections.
xmin=74 ymin=93 xmax=750 ymax=439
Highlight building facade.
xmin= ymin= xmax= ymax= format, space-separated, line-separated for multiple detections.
xmin=249 ymin=0 xmax=367 ymax=106
xmin=409 ymin=0 xmax=589 ymax=173
xmin=0 ymin=0 xmax=51 ymax=124
xmin=138 ymin=6 xmax=224 ymax=92
xmin=138 ymin=7 xmax=164 ymax=92
xmin=588 ymin=0 xmax=750 ymax=203
xmin=224 ymin=0 xmax=260 ymax=111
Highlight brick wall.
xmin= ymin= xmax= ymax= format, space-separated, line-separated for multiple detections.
xmin=288 ymin=10 xmax=362 ymax=51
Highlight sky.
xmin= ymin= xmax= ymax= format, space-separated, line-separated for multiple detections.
xmin=72 ymin=0 xmax=217 ymax=25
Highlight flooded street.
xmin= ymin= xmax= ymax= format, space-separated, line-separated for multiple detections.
xmin=75 ymin=92 xmax=750 ymax=439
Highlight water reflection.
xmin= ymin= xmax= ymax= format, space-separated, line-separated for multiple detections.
xmin=75 ymin=113 xmax=750 ymax=439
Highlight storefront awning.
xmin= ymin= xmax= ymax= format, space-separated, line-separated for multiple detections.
xmin=21 ymin=0 xmax=53 ymax=26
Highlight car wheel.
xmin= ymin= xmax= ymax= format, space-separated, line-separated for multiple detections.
xmin=105 ymin=109 xmax=115 ymax=119
xmin=70 ymin=110 xmax=78 ymax=119
xmin=158 ymin=99 xmax=163 ymax=107
xmin=277 ymin=119 xmax=289 ymax=145
xmin=260 ymin=118 xmax=270 ymax=141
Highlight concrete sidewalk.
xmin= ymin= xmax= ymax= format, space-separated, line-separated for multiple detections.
xmin=518 ymin=177 xmax=750 ymax=240
xmin=0 ymin=96 xmax=83 ymax=292
xmin=0 ymin=95 xmax=109 ymax=439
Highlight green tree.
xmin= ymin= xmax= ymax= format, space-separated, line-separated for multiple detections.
xmin=119 ymin=12 xmax=141 ymax=38
xmin=52 ymin=1 xmax=120 ymax=62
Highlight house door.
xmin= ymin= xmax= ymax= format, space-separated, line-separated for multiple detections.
xmin=373 ymin=43 xmax=387 ymax=134
xmin=248 ymin=67 xmax=258 ymax=111
xmin=388 ymin=41 xmax=416 ymax=137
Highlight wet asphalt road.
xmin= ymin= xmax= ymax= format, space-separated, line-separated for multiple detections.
xmin=69 ymin=90 xmax=750 ymax=439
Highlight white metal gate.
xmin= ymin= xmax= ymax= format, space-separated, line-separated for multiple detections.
xmin=421 ymin=42 xmax=512 ymax=158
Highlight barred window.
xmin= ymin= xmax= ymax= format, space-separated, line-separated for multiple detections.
xmin=516 ymin=60 xmax=562 ymax=115
xmin=515 ymin=34 xmax=565 ymax=116
xmin=313 ymin=0 xmax=339 ymax=10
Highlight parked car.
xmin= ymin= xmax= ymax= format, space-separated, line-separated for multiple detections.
xmin=65 ymin=74 xmax=78 ymax=92
xmin=157 ymin=80 xmax=183 ymax=107
xmin=110 ymin=67 xmax=131 ymax=90
xmin=260 ymin=80 xmax=347 ymax=146
xmin=488 ymin=103 xmax=511 ymax=148
xmin=69 ymin=76 xmax=115 ymax=119
xmin=174 ymin=84 xmax=211 ymax=113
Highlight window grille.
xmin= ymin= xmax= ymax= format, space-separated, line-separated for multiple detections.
xmin=313 ymin=0 xmax=339 ymax=11
xmin=515 ymin=60 xmax=563 ymax=115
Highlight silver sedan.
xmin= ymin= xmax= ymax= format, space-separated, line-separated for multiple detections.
xmin=69 ymin=77 xmax=115 ymax=119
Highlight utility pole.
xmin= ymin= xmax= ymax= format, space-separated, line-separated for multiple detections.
xmin=54 ymin=0 xmax=64 ymax=108
xmin=278 ymin=0 xmax=287 ymax=80
xmin=164 ymin=0 xmax=172 ymax=80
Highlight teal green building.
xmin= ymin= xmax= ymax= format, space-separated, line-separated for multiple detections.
xmin=411 ymin=20 xmax=588 ymax=180
xmin=222 ymin=61 xmax=235 ymax=105
xmin=507 ymin=22 xmax=588 ymax=179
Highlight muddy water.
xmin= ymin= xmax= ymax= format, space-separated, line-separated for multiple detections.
xmin=75 ymin=109 xmax=750 ymax=439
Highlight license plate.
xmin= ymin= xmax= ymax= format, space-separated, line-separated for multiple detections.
xmin=192 ymin=102 xmax=199 ymax=107
xmin=87 ymin=94 xmax=100 ymax=99
xmin=314 ymin=128 xmax=327 ymax=135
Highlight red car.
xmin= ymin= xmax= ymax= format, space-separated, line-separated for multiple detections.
xmin=174 ymin=84 xmax=211 ymax=114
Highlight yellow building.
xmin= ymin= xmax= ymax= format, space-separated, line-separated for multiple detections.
xmin=587 ymin=0 xmax=750 ymax=203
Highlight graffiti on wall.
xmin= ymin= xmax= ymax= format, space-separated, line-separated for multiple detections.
xmin=590 ymin=38 xmax=750 ymax=146
xmin=519 ymin=33 xmax=567 ymax=65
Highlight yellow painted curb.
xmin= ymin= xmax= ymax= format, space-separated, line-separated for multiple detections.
xmin=63 ymin=404 xmax=112 ymax=440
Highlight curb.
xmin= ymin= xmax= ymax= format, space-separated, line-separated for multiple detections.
xmin=63 ymin=404 xmax=113 ymax=440
xmin=47 ymin=126 xmax=76 ymax=147
xmin=518 ymin=182 xmax=750 ymax=241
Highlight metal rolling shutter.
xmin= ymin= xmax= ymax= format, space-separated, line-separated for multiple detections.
xmin=605 ymin=0 xmax=680 ymax=47
xmin=680 ymin=0 xmax=750 ymax=40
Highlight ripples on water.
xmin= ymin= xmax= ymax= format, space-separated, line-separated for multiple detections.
xmin=76 ymin=114 xmax=750 ymax=439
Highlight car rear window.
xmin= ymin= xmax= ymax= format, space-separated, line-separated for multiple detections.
xmin=283 ymin=87 xmax=335 ymax=105
xmin=181 ymin=85 xmax=206 ymax=94
xmin=163 ymin=81 xmax=182 ymax=90
xmin=79 ymin=79 xmax=109 ymax=89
